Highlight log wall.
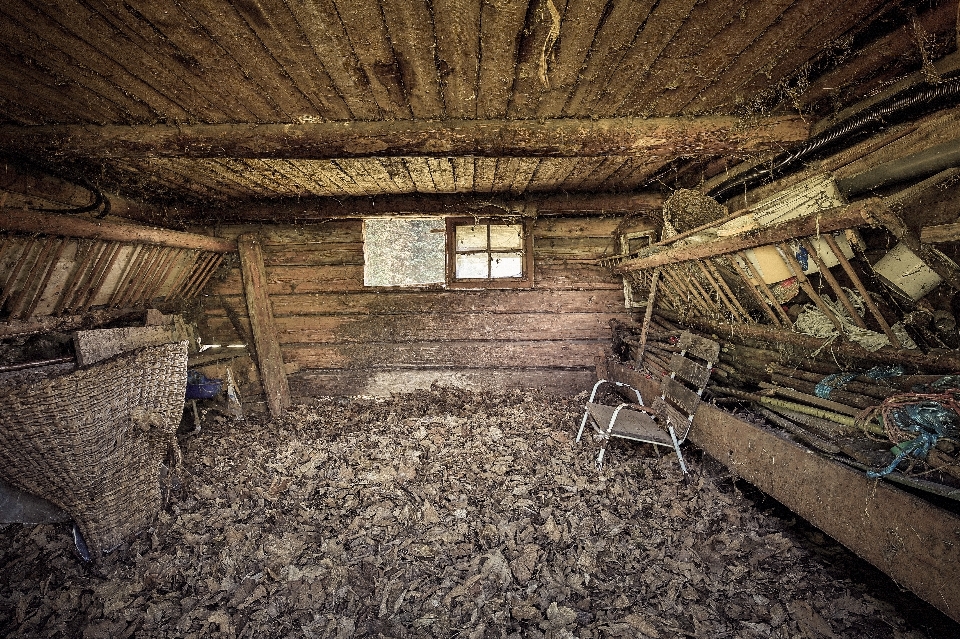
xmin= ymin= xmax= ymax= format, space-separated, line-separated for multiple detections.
xmin=202 ymin=216 xmax=649 ymax=399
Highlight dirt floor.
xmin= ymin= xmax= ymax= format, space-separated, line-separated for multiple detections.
xmin=1 ymin=386 xmax=958 ymax=638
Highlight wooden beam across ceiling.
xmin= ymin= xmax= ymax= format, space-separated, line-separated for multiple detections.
xmin=186 ymin=192 xmax=667 ymax=223
xmin=0 ymin=116 xmax=809 ymax=160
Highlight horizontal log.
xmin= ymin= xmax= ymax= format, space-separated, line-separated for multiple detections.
xmin=207 ymin=311 xmax=622 ymax=345
xmin=0 ymin=116 xmax=810 ymax=160
xmin=207 ymin=262 xmax=621 ymax=296
xmin=616 ymin=199 xmax=884 ymax=272
xmin=0 ymin=308 xmax=141 ymax=338
xmin=210 ymin=288 xmax=628 ymax=316
xmin=1 ymin=209 xmax=236 ymax=253
xmin=661 ymin=308 xmax=960 ymax=373
xmin=0 ymin=161 xmax=165 ymax=220
xmin=920 ymin=222 xmax=960 ymax=244
xmin=289 ymin=367 xmax=595 ymax=398
xmin=190 ymin=192 xmax=666 ymax=223
xmin=281 ymin=339 xmax=605 ymax=369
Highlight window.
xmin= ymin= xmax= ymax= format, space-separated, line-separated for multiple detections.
xmin=363 ymin=218 xmax=446 ymax=287
xmin=446 ymin=218 xmax=534 ymax=289
xmin=363 ymin=217 xmax=533 ymax=289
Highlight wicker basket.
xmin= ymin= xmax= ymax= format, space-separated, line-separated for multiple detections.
xmin=0 ymin=341 xmax=188 ymax=558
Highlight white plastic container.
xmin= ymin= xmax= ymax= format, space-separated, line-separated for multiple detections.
xmin=872 ymin=242 xmax=943 ymax=301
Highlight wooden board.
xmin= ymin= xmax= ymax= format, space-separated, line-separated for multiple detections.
xmin=238 ymin=234 xmax=290 ymax=416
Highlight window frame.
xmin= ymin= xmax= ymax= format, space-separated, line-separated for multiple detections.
xmin=445 ymin=217 xmax=534 ymax=289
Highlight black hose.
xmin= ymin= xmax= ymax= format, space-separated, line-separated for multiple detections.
xmin=708 ymin=71 xmax=960 ymax=203
xmin=29 ymin=178 xmax=111 ymax=218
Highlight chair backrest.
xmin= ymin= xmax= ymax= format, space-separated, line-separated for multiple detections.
xmin=654 ymin=331 xmax=719 ymax=440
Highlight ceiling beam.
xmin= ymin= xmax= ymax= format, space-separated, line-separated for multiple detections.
xmin=0 ymin=160 xmax=165 ymax=219
xmin=185 ymin=192 xmax=667 ymax=223
xmin=0 ymin=116 xmax=809 ymax=160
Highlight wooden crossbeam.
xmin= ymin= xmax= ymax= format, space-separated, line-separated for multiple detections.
xmin=0 ymin=208 xmax=236 ymax=253
xmin=0 ymin=116 xmax=809 ymax=160
xmin=615 ymin=199 xmax=884 ymax=273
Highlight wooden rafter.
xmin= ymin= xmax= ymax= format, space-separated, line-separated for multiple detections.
xmin=0 ymin=116 xmax=809 ymax=160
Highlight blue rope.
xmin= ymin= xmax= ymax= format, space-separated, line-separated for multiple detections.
xmin=867 ymin=400 xmax=960 ymax=478
xmin=815 ymin=373 xmax=858 ymax=398
xmin=815 ymin=365 xmax=905 ymax=398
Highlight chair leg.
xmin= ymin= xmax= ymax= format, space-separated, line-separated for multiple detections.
xmin=668 ymin=425 xmax=688 ymax=475
xmin=576 ymin=409 xmax=590 ymax=443
xmin=596 ymin=440 xmax=609 ymax=469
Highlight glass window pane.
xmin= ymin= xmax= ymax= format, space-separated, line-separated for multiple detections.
xmin=456 ymin=253 xmax=489 ymax=278
xmin=489 ymin=224 xmax=522 ymax=250
xmin=456 ymin=225 xmax=487 ymax=251
xmin=363 ymin=218 xmax=446 ymax=287
xmin=490 ymin=252 xmax=523 ymax=278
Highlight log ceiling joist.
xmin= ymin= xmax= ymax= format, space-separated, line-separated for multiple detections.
xmin=0 ymin=116 xmax=809 ymax=160
xmin=187 ymin=192 xmax=667 ymax=223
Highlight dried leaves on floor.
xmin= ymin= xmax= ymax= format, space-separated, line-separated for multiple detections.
xmin=0 ymin=386 xmax=952 ymax=638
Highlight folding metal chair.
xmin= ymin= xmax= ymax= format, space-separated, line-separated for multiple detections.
xmin=576 ymin=331 xmax=720 ymax=473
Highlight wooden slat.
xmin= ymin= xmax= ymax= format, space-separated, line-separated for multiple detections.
xmin=677 ymin=332 xmax=720 ymax=364
xmin=46 ymin=0 xmax=223 ymax=121
xmin=379 ymin=0 xmax=444 ymax=119
xmin=238 ymin=234 xmax=291 ymax=416
xmin=426 ymin=158 xmax=457 ymax=193
xmin=452 ymin=156 xmax=476 ymax=192
xmin=590 ymin=0 xmax=699 ymax=117
xmin=507 ymin=0 xmax=562 ymax=117
xmin=661 ymin=376 xmax=702 ymax=416
xmin=281 ymin=339 xmax=605 ymax=370
xmin=433 ymin=0 xmax=481 ymax=119
xmin=211 ymin=288 xmax=627 ymax=317
xmin=25 ymin=238 xmax=67 ymax=318
xmin=476 ymin=0 xmax=528 ymax=119
xmin=0 ymin=238 xmax=37 ymax=311
xmin=0 ymin=2 xmax=158 ymax=121
xmin=333 ymin=0 xmax=411 ymax=119
xmin=0 ymin=48 xmax=123 ymax=124
xmin=668 ymin=353 xmax=710 ymax=388
xmin=617 ymin=199 xmax=881 ymax=272
xmin=230 ymin=0 xmax=352 ymax=120
xmin=648 ymin=0 xmax=794 ymax=116
xmin=282 ymin=0 xmax=381 ymax=119
xmin=723 ymin=0 xmax=891 ymax=111
xmin=209 ymin=311 xmax=624 ymax=344
xmin=921 ymin=222 xmax=960 ymax=244
xmin=116 ymin=1 xmax=277 ymax=120
xmin=176 ymin=2 xmax=310 ymax=118
xmin=693 ymin=0 xmax=887 ymax=113
xmin=562 ymin=0 xmax=657 ymax=116
xmin=6 ymin=236 xmax=55 ymax=319
xmin=536 ymin=0 xmax=608 ymax=118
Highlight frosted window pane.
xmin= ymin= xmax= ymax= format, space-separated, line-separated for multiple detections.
xmin=456 ymin=225 xmax=487 ymax=251
xmin=491 ymin=252 xmax=523 ymax=278
xmin=456 ymin=253 xmax=488 ymax=278
xmin=489 ymin=225 xmax=522 ymax=250
xmin=363 ymin=218 xmax=446 ymax=287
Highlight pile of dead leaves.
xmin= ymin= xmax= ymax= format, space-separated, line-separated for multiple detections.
xmin=1 ymin=386 xmax=955 ymax=638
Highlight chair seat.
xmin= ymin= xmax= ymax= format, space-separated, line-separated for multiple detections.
xmin=585 ymin=402 xmax=673 ymax=445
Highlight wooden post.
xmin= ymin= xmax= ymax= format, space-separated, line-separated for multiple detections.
xmin=238 ymin=234 xmax=290 ymax=417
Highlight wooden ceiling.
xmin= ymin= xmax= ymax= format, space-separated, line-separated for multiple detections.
xmin=0 ymin=0 xmax=956 ymax=218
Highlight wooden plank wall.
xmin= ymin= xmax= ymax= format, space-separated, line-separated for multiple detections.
xmin=202 ymin=216 xmax=650 ymax=398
